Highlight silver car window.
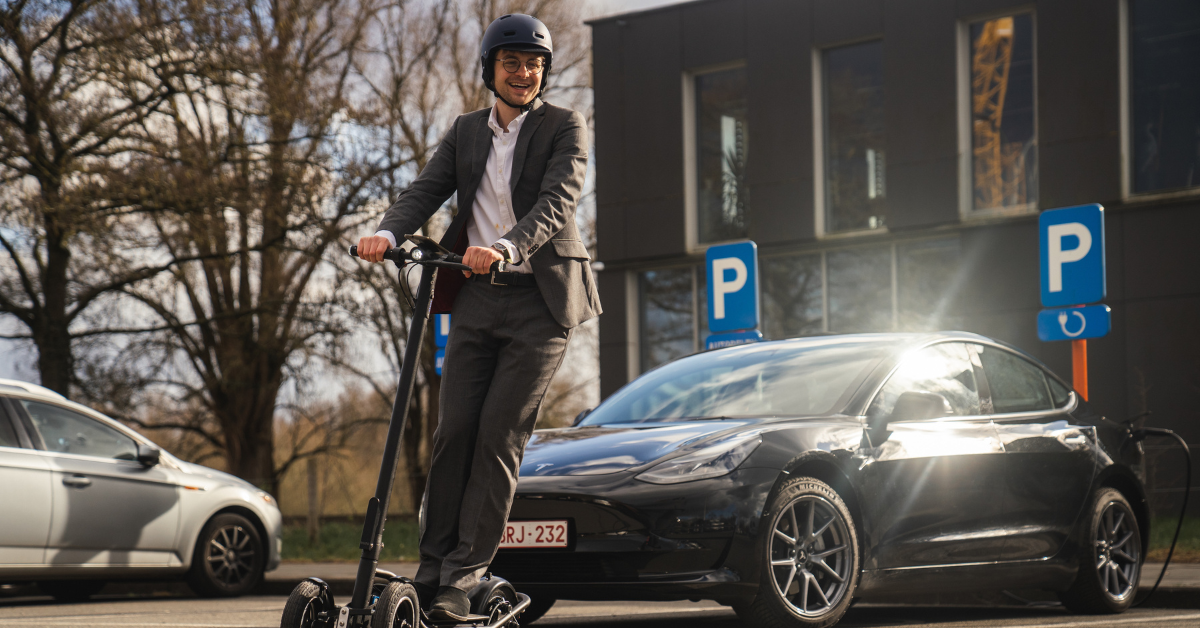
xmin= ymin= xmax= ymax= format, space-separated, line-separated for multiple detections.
xmin=0 ymin=403 xmax=18 ymax=448
xmin=867 ymin=342 xmax=981 ymax=420
xmin=19 ymin=400 xmax=138 ymax=460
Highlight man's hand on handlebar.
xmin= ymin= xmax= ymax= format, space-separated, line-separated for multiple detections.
xmin=462 ymin=246 xmax=503 ymax=278
xmin=356 ymin=235 xmax=393 ymax=263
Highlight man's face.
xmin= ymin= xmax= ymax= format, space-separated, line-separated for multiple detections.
xmin=494 ymin=50 xmax=543 ymax=107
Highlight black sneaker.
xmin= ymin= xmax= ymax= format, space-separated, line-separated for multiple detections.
xmin=428 ymin=586 xmax=471 ymax=622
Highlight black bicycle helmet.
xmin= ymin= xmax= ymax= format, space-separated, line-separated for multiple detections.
xmin=480 ymin=13 xmax=553 ymax=107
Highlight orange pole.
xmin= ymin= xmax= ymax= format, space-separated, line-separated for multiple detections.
xmin=1072 ymin=339 xmax=1088 ymax=401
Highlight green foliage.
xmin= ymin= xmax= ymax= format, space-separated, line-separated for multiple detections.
xmin=282 ymin=520 xmax=420 ymax=563
xmin=1148 ymin=515 xmax=1200 ymax=562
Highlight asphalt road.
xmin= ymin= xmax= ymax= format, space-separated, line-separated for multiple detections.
xmin=0 ymin=596 xmax=1198 ymax=628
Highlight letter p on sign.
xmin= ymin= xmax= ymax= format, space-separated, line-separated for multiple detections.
xmin=1040 ymin=204 xmax=1105 ymax=308
xmin=706 ymin=241 xmax=759 ymax=333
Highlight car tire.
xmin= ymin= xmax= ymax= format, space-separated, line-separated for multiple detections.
xmin=1058 ymin=487 xmax=1142 ymax=614
xmin=747 ymin=477 xmax=859 ymax=628
xmin=519 ymin=596 xmax=556 ymax=624
xmin=36 ymin=580 xmax=106 ymax=602
xmin=186 ymin=512 xmax=266 ymax=597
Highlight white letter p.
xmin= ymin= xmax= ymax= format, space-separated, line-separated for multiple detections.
xmin=1048 ymin=223 xmax=1092 ymax=293
xmin=712 ymin=257 xmax=747 ymax=319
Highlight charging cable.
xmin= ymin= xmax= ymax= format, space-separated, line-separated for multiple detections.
xmin=1130 ymin=427 xmax=1191 ymax=608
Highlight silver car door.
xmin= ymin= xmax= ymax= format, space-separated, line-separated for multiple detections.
xmin=0 ymin=398 xmax=52 ymax=567
xmin=15 ymin=399 xmax=181 ymax=567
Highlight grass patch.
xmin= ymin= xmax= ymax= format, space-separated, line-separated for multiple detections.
xmin=1147 ymin=515 xmax=1200 ymax=562
xmin=283 ymin=520 xmax=420 ymax=563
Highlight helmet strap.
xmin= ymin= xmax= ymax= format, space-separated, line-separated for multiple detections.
xmin=495 ymin=91 xmax=536 ymax=113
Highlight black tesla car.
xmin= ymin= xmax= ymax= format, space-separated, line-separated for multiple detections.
xmin=491 ymin=332 xmax=1147 ymax=627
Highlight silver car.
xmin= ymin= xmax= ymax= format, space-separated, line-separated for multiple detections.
xmin=0 ymin=379 xmax=282 ymax=600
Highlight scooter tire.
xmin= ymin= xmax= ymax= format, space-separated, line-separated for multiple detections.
xmin=371 ymin=581 xmax=420 ymax=628
xmin=281 ymin=581 xmax=325 ymax=628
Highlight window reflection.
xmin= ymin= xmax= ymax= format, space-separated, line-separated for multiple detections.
xmin=1130 ymin=0 xmax=1200 ymax=194
xmin=969 ymin=14 xmax=1037 ymax=210
xmin=762 ymin=254 xmax=823 ymax=339
xmin=639 ymin=268 xmax=695 ymax=372
xmin=696 ymin=67 xmax=748 ymax=243
xmin=828 ymin=246 xmax=892 ymax=332
xmin=824 ymin=40 xmax=887 ymax=232
xmin=868 ymin=343 xmax=981 ymax=419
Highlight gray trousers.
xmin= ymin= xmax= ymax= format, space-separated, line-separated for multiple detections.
xmin=415 ymin=279 xmax=572 ymax=592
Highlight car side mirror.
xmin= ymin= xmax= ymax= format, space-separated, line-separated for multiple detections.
xmin=137 ymin=443 xmax=161 ymax=467
xmin=572 ymin=408 xmax=593 ymax=427
xmin=889 ymin=391 xmax=950 ymax=424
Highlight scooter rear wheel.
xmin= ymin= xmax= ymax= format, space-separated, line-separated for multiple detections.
xmin=371 ymin=581 xmax=420 ymax=628
xmin=281 ymin=581 xmax=325 ymax=628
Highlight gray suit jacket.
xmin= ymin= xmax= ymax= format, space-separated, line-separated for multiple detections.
xmin=378 ymin=99 xmax=601 ymax=329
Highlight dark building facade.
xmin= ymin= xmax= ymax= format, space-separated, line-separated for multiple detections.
xmin=588 ymin=0 xmax=1199 ymax=512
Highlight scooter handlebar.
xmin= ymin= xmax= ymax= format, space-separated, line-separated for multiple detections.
xmin=349 ymin=244 xmax=473 ymax=271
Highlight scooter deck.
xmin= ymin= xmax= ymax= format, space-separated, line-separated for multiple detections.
xmin=422 ymin=593 xmax=531 ymax=628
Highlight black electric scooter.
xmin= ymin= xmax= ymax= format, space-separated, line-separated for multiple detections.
xmin=280 ymin=235 xmax=531 ymax=628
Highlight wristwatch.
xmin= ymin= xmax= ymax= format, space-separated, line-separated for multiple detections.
xmin=490 ymin=243 xmax=513 ymax=262
xmin=490 ymin=243 xmax=511 ymax=271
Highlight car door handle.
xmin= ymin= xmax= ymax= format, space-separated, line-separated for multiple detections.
xmin=62 ymin=474 xmax=92 ymax=488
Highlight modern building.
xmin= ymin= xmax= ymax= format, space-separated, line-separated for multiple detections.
xmin=587 ymin=0 xmax=1198 ymax=511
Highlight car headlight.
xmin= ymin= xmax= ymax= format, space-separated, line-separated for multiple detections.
xmin=636 ymin=431 xmax=762 ymax=484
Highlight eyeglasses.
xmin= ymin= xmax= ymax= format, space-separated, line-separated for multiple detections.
xmin=498 ymin=57 xmax=545 ymax=75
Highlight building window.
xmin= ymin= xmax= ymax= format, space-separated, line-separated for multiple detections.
xmin=634 ymin=238 xmax=963 ymax=374
xmin=968 ymin=13 xmax=1037 ymax=211
xmin=823 ymin=40 xmax=887 ymax=233
xmin=761 ymin=254 xmax=823 ymax=340
xmin=695 ymin=67 xmax=748 ymax=244
xmin=639 ymin=268 xmax=696 ymax=372
xmin=1130 ymin=0 xmax=1200 ymax=194
xmin=827 ymin=246 xmax=892 ymax=332
xmin=897 ymin=238 xmax=965 ymax=331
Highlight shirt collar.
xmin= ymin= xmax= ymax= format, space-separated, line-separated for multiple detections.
xmin=488 ymin=103 xmax=529 ymax=137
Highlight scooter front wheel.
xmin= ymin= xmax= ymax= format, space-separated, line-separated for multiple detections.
xmin=281 ymin=581 xmax=326 ymax=628
xmin=371 ymin=581 xmax=420 ymax=628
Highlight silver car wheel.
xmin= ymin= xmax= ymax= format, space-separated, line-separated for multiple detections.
xmin=768 ymin=494 xmax=853 ymax=617
xmin=1094 ymin=500 xmax=1140 ymax=602
xmin=205 ymin=524 xmax=257 ymax=586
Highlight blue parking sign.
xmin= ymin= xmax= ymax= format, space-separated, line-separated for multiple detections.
xmin=706 ymin=241 xmax=759 ymax=333
xmin=435 ymin=348 xmax=445 ymax=376
xmin=1040 ymin=204 xmax=1105 ymax=307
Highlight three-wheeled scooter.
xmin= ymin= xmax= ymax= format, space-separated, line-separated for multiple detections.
xmin=280 ymin=235 xmax=531 ymax=628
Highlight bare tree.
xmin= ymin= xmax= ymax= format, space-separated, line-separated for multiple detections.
xmin=117 ymin=0 xmax=393 ymax=492
xmin=0 ymin=0 xmax=188 ymax=396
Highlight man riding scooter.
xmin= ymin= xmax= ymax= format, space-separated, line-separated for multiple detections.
xmin=356 ymin=13 xmax=600 ymax=623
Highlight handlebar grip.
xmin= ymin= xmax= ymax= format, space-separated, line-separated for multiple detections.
xmin=349 ymin=245 xmax=359 ymax=257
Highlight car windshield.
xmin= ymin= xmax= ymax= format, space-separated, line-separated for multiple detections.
xmin=581 ymin=337 xmax=895 ymax=425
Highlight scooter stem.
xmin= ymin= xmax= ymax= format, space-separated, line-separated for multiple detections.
xmin=349 ymin=263 xmax=436 ymax=611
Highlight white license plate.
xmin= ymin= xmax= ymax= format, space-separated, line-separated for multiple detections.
xmin=499 ymin=520 xmax=569 ymax=548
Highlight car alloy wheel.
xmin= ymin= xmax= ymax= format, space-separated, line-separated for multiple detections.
xmin=187 ymin=513 xmax=265 ymax=597
xmin=751 ymin=477 xmax=859 ymax=628
xmin=1059 ymin=487 xmax=1142 ymax=614
xmin=1094 ymin=499 xmax=1140 ymax=600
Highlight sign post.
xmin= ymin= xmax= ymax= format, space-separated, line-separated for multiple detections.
xmin=1038 ymin=204 xmax=1106 ymax=400
xmin=705 ymin=241 xmax=762 ymax=350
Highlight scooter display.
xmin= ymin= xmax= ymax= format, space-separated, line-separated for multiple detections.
xmin=280 ymin=235 xmax=531 ymax=628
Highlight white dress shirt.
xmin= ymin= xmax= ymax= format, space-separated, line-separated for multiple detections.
xmin=377 ymin=104 xmax=531 ymax=273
